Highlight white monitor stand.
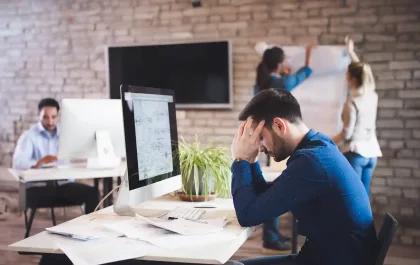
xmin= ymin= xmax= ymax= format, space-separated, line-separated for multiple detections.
xmin=114 ymin=169 xmax=136 ymax=216
xmin=87 ymin=130 xmax=122 ymax=169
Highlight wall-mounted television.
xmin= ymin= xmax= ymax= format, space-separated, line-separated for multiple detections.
xmin=106 ymin=40 xmax=233 ymax=109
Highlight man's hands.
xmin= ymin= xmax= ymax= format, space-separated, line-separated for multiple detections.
xmin=32 ymin=155 xmax=58 ymax=169
xmin=231 ymin=119 xmax=265 ymax=164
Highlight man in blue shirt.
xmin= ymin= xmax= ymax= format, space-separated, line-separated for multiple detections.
xmin=13 ymin=98 xmax=99 ymax=215
xmin=231 ymin=89 xmax=377 ymax=265
xmin=253 ymin=44 xmax=313 ymax=253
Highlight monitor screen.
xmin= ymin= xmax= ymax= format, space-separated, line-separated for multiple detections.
xmin=108 ymin=40 xmax=232 ymax=109
xmin=120 ymin=84 xmax=181 ymax=191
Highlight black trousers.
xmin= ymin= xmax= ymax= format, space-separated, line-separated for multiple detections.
xmin=27 ymin=182 xmax=99 ymax=213
xmin=39 ymin=254 xmax=242 ymax=265
xmin=39 ymin=254 xmax=144 ymax=265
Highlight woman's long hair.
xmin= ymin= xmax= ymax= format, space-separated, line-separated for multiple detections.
xmin=348 ymin=61 xmax=375 ymax=95
xmin=256 ymin=47 xmax=285 ymax=92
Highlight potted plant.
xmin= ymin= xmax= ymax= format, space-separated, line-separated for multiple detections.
xmin=176 ymin=136 xmax=232 ymax=202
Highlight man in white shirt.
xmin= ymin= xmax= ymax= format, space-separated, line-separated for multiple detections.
xmin=13 ymin=98 xmax=99 ymax=215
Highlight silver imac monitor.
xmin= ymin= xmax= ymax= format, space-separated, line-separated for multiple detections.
xmin=58 ymin=99 xmax=126 ymax=169
xmin=114 ymin=84 xmax=182 ymax=215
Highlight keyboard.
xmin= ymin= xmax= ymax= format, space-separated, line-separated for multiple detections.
xmin=166 ymin=207 xmax=206 ymax=221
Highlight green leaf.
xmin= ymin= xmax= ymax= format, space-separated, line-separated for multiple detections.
xmin=176 ymin=134 xmax=233 ymax=198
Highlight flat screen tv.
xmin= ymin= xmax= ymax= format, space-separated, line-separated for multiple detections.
xmin=106 ymin=40 xmax=232 ymax=109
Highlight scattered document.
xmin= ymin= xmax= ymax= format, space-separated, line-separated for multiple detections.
xmin=136 ymin=214 xmax=224 ymax=235
xmin=105 ymin=217 xmax=235 ymax=250
xmin=205 ymin=216 xmax=229 ymax=227
xmin=46 ymin=221 xmax=124 ymax=241
xmin=57 ymin=237 xmax=156 ymax=265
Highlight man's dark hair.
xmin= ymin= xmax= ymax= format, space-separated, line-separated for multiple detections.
xmin=38 ymin=98 xmax=60 ymax=113
xmin=238 ymin=88 xmax=302 ymax=127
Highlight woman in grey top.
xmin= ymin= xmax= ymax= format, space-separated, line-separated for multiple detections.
xmin=333 ymin=37 xmax=382 ymax=198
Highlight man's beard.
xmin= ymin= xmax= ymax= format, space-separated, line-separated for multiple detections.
xmin=268 ymin=133 xmax=291 ymax=162
xmin=43 ymin=124 xmax=56 ymax=133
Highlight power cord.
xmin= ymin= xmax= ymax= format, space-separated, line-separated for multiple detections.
xmin=93 ymin=184 xmax=121 ymax=213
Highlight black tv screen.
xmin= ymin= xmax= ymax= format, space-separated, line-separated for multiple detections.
xmin=107 ymin=40 xmax=232 ymax=109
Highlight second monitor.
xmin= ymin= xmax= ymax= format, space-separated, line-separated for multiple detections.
xmin=58 ymin=98 xmax=126 ymax=169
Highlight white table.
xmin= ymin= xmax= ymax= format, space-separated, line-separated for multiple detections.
xmin=11 ymin=162 xmax=127 ymax=208
xmin=12 ymin=162 xmax=127 ymax=183
xmin=8 ymin=195 xmax=254 ymax=265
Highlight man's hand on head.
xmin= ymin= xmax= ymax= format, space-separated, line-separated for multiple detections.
xmin=231 ymin=119 xmax=265 ymax=164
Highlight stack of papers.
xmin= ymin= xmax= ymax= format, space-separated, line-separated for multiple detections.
xmin=104 ymin=215 xmax=235 ymax=249
xmin=46 ymin=214 xmax=234 ymax=263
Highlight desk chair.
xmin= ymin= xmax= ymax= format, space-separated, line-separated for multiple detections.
xmin=375 ymin=213 xmax=398 ymax=265
xmin=20 ymin=180 xmax=86 ymax=238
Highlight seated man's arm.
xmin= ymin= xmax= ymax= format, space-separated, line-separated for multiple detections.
xmin=250 ymin=161 xmax=271 ymax=193
xmin=12 ymin=132 xmax=38 ymax=170
xmin=231 ymin=153 xmax=329 ymax=227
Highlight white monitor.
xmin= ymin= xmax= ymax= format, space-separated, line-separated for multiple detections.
xmin=114 ymin=85 xmax=182 ymax=216
xmin=58 ymin=99 xmax=126 ymax=169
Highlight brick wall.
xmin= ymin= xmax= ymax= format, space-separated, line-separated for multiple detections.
xmin=0 ymin=0 xmax=419 ymax=222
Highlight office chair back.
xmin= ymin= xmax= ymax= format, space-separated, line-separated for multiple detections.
xmin=375 ymin=213 xmax=398 ymax=265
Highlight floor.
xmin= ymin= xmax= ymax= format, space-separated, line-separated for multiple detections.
xmin=0 ymin=209 xmax=419 ymax=265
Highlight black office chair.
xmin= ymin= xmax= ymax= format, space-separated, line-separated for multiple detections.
xmin=22 ymin=180 xmax=86 ymax=238
xmin=375 ymin=213 xmax=398 ymax=265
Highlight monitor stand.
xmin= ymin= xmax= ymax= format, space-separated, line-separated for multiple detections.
xmin=87 ymin=130 xmax=121 ymax=169
xmin=114 ymin=169 xmax=136 ymax=216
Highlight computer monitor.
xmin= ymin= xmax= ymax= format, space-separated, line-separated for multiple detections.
xmin=58 ymin=99 xmax=126 ymax=169
xmin=114 ymin=84 xmax=181 ymax=215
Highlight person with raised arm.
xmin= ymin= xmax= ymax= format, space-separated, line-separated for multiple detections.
xmin=332 ymin=36 xmax=382 ymax=198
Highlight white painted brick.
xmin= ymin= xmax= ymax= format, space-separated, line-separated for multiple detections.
xmin=70 ymin=70 xmax=96 ymax=79
xmin=399 ymin=90 xmax=420 ymax=98
xmin=395 ymin=169 xmax=412 ymax=178
xmin=378 ymin=99 xmax=403 ymax=108
xmin=390 ymin=60 xmax=420 ymax=70
xmin=403 ymin=189 xmax=419 ymax=199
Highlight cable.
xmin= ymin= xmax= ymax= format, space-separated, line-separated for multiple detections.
xmin=93 ymin=184 xmax=121 ymax=213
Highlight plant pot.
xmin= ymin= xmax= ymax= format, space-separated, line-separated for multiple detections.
xmin=182 ymin=170 xmax=214 ymax=196
xmin=177 ymin=192 xmax=217 ymax=202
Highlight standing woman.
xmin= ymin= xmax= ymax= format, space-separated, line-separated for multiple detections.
xmin=252 ymin=42 xmax=313 ymax=254
xmin=254 ymin=42 xmax=313 ymax=95
xmin=333 ymin=37 xmax=382 ymax=198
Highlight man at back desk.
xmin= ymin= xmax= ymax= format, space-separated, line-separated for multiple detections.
xmin=12 ymin=98 xmax=98 ymax=214
xmin=230 ymin=89 xmax=377 ymax=265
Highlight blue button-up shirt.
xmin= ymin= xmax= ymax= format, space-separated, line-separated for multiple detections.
xmin=12 ymin=123 xmax=71 ymax=187
xmin=231 ymin=129 xmax=377 ymax=265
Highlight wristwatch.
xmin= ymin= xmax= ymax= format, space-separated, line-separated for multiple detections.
xmin=233 ymin=158 xmax=244 ymax=163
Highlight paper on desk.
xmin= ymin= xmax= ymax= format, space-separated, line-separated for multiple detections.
xmin=57 ymin=237 xmax=156 ymax=265
xmin=105 ymin=217 xmax=236 ymax=250
xmin=46 ymin=220 xmax=124 ymax=240
xmin=135 ymin=214 xmax=224 ymax=235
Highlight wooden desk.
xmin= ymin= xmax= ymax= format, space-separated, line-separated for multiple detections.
xmin=8 ymin=195 xmax=254 ymax=265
